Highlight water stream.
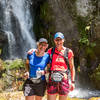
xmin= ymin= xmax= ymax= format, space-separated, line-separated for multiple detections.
xmin=0 ymin=0 xmax=36 ymax=59
xmin=68 ymin=72 xmax=100 ymax=98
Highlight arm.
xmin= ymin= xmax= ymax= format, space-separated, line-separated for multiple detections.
xmin=25 ymin=59 xmax=30 ymax=72
xmin=46 ymin=64 xmax=51 ymax=73
xmin=69 ymin=57 xmax=75 ymax=83
xmin=24 ymin=59 xmax=30 ymax=79
xmin=41 ymin=64 xmax=50 ymax=75
xmin=69 ymin=56 xmax=75 ymax=91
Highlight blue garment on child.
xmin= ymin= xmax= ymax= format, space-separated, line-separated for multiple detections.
xmin=27 ymin=51 xmax=50 ymax=80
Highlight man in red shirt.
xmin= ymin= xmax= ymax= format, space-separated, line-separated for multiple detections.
xmin=47 ymin=32 xmax=75 ymax=100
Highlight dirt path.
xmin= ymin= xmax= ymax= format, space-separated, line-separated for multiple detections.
xmin=0 ymin=91 xmax=100 ymax=100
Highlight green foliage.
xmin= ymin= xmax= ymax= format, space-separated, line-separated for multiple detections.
xmin=34 ymin=1 xmax=55 ymax=47
xmin=77 ymin=65 xmax=80 ymax=72
xmin=40 ymin=2 xmax=55 ymax=33
xmin=0 ymin=59 xmax=25 ymax=92
xmin=77 ymin=16 xmax=97 ymax=49
xmin=86 ymin=47 xmax=94 ymax=56
xmin=40 ymin=2 xmax=52 ymax=23
xmin=39 ymin=2 xmax=55 ymax=46
xmin=90 ymin=42 xmax=96 ymax=47
xmin=0 ymin=59 xmax=6 ymax=71
xmin=84 ymin=42 xmax=96 ymax=60
xmin=90 ymin=64 xmax=100 ymax=89
xmin=79 ymin=37 xmax=89 ymax=46
xmin=0 ymin=49 xmax=2 ymax=55
xmin=77 ymin=16 xmax=90 ymax=46
xmin=4 ymin=59 xmax=25 ymax=70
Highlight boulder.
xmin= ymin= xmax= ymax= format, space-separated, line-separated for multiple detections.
xmin=0 ymin=30 xmax=8 ymax=48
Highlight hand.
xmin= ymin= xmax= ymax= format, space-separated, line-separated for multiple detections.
xmin=69 ymin=83 xmax=75 ymax=91
xmin=24 ymin=72 xmax=29 ymax=79
xmin=37 ymin=70 xmax=45 ymax=75
xmin=41 ymin=70 xmax=45 ymax=75
xmin=27 ymin=49 xmax=34 ymax=54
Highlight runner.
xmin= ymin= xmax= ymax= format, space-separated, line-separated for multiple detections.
xmin=23 ymin=38 xmax=50 ymax=100
xmin=47 ymin=32 xmax=75 ymax=100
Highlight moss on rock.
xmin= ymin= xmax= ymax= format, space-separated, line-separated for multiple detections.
xmin=90 ymin=64 xmax=100 ymax=89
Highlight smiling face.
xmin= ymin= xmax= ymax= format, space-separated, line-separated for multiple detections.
xmin=54 ymin=37 xmax=64 ymax=50
xmin=38 ymin=42 xmax=48 ymax=53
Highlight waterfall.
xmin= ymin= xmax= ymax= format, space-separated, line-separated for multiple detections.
xmin=7 ymin=31 xmax=16 ymax=59
xmin=0 ymin=0 xmax=36 ymax=59
xmin=68 ymin=72 xmax=100 ymax=98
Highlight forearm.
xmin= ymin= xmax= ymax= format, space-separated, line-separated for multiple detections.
xmin=71 ymin=66 xmax=75 ymax=82
xmin=69 ymin=57 xmax=75 ymax=82
xmin=45 ymin=64 xmax=51 ymax=74
xmin=23 ymin=59 xmax=30 ymax=79
xmin=25 ymin=59 xmax=29 ymax=72
xmin=70 ymin=65 xmax=75 ymax=91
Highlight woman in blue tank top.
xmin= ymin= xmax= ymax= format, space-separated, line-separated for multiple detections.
xmin=23 ymin=38 xmax=50 ymax=100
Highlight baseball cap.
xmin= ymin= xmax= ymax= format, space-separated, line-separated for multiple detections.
xmin=38 ymin=38 xmax=48 ymax=43
xmin=54 ymin=32 xmax=64 ymax=39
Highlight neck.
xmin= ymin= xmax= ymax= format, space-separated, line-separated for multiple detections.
xmin=56 ymin=46 xmax=63 ymax=51
xmin=36 ymin=49 xmax=44 ymax=56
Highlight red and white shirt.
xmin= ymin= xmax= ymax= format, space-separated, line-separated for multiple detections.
xmin=48 ymin=47 xmax=74 ymax=71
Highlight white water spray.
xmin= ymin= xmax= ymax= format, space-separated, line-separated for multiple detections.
xmin=0 ymin=0 xmax=36 ymax=59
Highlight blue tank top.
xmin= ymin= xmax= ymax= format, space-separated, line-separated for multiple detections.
xmin=27 ymin=51 xmax=50 ymax=80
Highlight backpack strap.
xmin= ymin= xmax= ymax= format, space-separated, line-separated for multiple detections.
xmin=49 ymin=47 xmax=70 ymax=73
xmin=64 ymin=48 xmax=70 ymax=73
xmin=48 ymin=47 xmax=55 ymax=72
xmin=50 ymin=47 xmax=55 ymax=61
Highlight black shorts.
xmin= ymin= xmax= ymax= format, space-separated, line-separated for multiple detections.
xmin=23 ymin=79 xmax=47 ymax=96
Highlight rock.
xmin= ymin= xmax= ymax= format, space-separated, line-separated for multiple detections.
xmin=0 ymin=30 xmax=8 ymax=48
xmin=95 ymin=22 xmax=100 ymax=39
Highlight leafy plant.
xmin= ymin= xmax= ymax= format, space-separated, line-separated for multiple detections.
xmin=4 ymin=59 xmax=25 ymax=70
xmin=90 ymin=64 xmax=100 ymax=89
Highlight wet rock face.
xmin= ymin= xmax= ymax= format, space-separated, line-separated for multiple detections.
xmin=47 ymin=0 xmax=80 ymax=42
xmin=76 ymin=0 xmax=94 ymax=17
xmin=0 ymin=30 xmax=8 ymax=59
xmin=36 ymin=0 xmax=80 ymax=56
xmin=0 ymin=30 xmax=8 ymax=48
xmin=95 ymin=23 xmax=100 ymax=39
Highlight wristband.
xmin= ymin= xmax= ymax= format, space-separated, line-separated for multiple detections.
xmin=44 ymin=71 xmax=47 ymax=74
xmin=72 ymin=81 xmax=75 ymax=83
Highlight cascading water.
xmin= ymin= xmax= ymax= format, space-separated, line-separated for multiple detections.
xmin=7 ymin=31 xmax=16 ymax=59
xmin=68 ymin=72 xmax=100 ymax=98
xmin=0 ymin=0 xmax=36 ymax=59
